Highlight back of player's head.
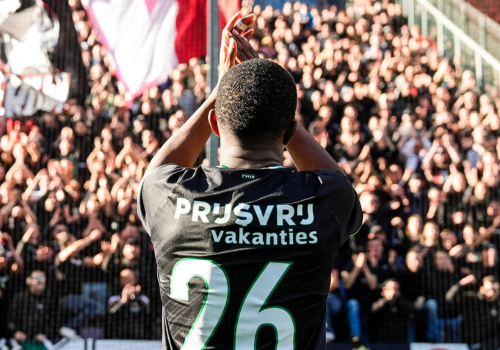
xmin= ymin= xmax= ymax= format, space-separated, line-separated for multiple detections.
xmin=215 ymin=59 xmax=297 ymax=144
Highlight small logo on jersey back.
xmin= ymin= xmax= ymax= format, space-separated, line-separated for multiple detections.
xmin=242 ymin=173 xmax=255 ymax=180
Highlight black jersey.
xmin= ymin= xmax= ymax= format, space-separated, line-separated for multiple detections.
xmin=138 ymin=164 xmax=362 ymax=350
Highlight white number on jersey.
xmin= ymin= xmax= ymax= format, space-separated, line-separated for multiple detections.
xmin=170 ymin=258 xmax=230 ymax=349
xmin=170 ymin=259 xmax=295 ymax=350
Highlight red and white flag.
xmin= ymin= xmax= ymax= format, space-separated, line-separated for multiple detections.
xmin=82 ymin=0 xmax=239 ymax=102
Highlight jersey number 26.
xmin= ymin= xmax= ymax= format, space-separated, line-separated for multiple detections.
xmin=170 ymin=258 xmax=295 ymax=350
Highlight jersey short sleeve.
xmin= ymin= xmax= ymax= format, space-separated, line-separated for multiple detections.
xmin=305 ymin=169 xmax=362 ymax=244
xmin=137 ymin=164 xmax=192 ymax=234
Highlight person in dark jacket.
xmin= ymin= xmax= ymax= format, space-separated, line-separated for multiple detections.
xmin=371 ymin=279 xmax=413 ymax=343
xmin=446 ymin=275 xmax=500 ymax=350
xmin=396 ymin=248 xmax=427 ymax=341
xmin=424 ymin=250 xmax=461 ymax=342
xmin=8 ymin=270 xmax=58 ymax=343
xmin=0 ymin=249 xmax=17 ymax=339
xmin=106 ymin=269 xmax=151 ymax=339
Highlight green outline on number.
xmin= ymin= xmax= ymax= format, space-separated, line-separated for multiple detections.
xmin=184 ymin=275 xmax=209 ymax=349
xmin=170 ymin=257 xmax=230 ymax=350
xmin=233 ymin=261 xmax=296 ymax=350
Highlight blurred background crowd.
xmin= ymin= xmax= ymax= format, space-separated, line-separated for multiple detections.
xmin=0 ymin=0 xmax=500 ymax=348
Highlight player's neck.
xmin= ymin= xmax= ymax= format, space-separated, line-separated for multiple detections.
xmin=219 ymin=144 xmax=283 ymax=169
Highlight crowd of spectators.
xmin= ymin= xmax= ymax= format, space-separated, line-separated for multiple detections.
xmin=0 ymin=0 xmax=500 ymax=348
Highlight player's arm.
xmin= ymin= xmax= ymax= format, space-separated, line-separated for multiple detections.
xmin=144 ymin=13 xmax=253 ymax=178
xmin=144 ymin=91 xmax=216 ymax=177
xmin=286 ymin=125 xmax=342 ymax=172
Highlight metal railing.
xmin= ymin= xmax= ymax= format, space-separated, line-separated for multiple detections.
xmin=401 ymin=0 xmax=500 ymax=90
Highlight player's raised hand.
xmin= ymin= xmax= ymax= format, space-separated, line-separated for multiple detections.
xmin=221 ymin=12 xmax=255 ymax=59
xmin=219 ymin=11 xmax=256 ymax=79
xmin=230 ymin=29 xmax=259 ymax=62
xmin=220 ymin=37 xmax=237 ymax=79
xmin=219 ymin=12 xmax=242 ymax=77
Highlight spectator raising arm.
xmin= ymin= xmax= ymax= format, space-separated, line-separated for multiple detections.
xmin=57 ymin=229 xmax=102 ymax=263
xmin=442 ymin=134 xmax=462 ymax=164
xmin=1 ymin=233 xmax=23 ymax=272
xmin=22 ymin=169 xmax=48 ymax=202
xmin=445 ymin=274 xmax=477 ymax=301
xmin=286 ymin=124 xmax=342 ymax=172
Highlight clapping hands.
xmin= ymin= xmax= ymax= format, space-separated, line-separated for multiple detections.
xmin=219 ymin=12 xmax=258 ymax=79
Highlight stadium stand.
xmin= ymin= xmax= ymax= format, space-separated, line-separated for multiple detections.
xmin=1 ymin=0 xmax=500 ymax=349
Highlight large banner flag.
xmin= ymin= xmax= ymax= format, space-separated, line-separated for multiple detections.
xmin=82 ymin=0 xmax=239 ymax=103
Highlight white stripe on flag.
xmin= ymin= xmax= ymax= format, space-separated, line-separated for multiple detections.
xmin=82 ymin=0 xmax=179 ymax=100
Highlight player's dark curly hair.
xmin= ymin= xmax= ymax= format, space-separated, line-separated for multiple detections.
xmin=215 ymin=59 xmax=297 ymax=143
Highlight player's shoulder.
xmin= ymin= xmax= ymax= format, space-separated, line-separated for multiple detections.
xmin=141 ymin=164 xmax=194 ymax=185
xmin=138 ymin=164 xmax=196 ymax=234
xmin=298 ymin=169 xmax=362 ymax=240
xmin=140 ymin=163 xmax=208 ymax=196
xmin=293 ymin=169 xmax=356 ymax=195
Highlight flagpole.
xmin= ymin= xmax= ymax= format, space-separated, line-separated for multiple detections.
xmin=207 ymin=0 xmax=219 ymax=166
